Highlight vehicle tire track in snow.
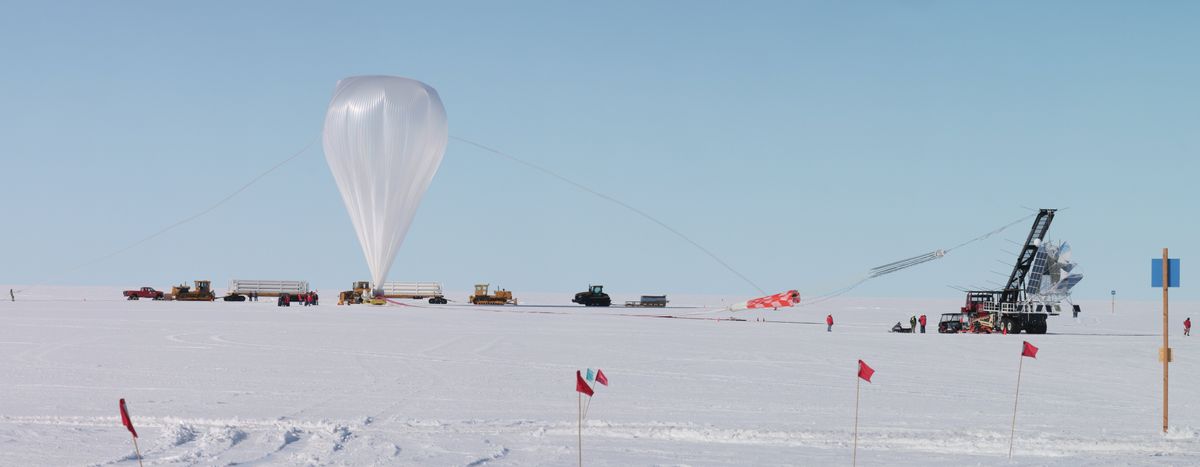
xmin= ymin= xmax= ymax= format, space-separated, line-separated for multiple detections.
xmin=7 ymin=415 xmax=351 ymax=466
xmin=9 ymin=414 xmax=1200 ymax=463
xmin=465 ymin=445 xmax=510 ymax=466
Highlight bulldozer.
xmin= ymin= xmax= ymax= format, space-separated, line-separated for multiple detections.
xmin=469 ymin=284 xmax=516 ymax=305
xmin=338 ymin=281 xmax=372 ymax=305
xmin=168 ymin=280 xmax=216 ymax=301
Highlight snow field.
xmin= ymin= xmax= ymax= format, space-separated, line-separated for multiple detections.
xmin=2 ymin=288 xmax=1200 ymax=465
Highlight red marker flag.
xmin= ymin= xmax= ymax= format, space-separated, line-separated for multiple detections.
xmin=119 ymin=398 xmax=138 ymax=438
xmin=575 ymin=370 xmax=594 ymax=396
xmin=1021 ymin=341 xmax=1038 ymax=359
xmin=857 ymin=360 xmax=874 ymax=383
xmin=595 ymin=369 xmax=608 ymax=386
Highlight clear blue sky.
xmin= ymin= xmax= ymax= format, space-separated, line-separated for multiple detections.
xmin=1 ymin=1 xmax=1197 ymax=301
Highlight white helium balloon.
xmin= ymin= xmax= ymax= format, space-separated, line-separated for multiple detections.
xmin=323 ymin=76 xmax=447 ymax=289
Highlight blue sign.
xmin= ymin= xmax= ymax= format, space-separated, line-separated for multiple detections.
xmin=1152 ymin=258 xmax=1180 ymax=288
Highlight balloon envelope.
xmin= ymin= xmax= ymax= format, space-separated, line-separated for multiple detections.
xmin=323 ymin=76 xmax=447 ymax=288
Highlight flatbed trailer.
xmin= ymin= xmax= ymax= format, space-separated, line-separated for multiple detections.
xmin=226 ymin=280 xmax=309 ymax=298
xmin=378 ymin=281 xmax=447 ymax=303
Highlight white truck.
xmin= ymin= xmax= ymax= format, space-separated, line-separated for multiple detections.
xmin=225 ymin=280 xmax=310 ymax=301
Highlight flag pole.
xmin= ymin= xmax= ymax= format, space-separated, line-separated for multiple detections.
xmin=1163 ymin=247 xmax=1170 ymax=434
xmin=1009 ymin=355 xmax=1024 ymax=459
xmin=131 ymin=434 xmax=144 ymax=467
xmin=583 ymin=395 xmax=593 ymax=420
xmin=578 ymin=392 xmax=583 ymax=467
xmin=853 ymin=375 xmax=860 ymax=467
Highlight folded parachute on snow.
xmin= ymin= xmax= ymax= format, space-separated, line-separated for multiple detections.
xmin=323 ymin=76 xmax=448 ymax=292
xmin=730 ymin=290 xmax=800 ymax=311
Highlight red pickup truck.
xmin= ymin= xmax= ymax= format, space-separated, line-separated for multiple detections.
xmin=123 ymin=287 xmax=164 ymax=300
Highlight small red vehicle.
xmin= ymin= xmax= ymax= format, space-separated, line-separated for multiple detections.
xmin=123 ymin=287 xmax=164 ymax=300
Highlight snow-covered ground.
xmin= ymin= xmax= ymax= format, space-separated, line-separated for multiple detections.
xmin=3 ymin=286 xmax=1200 ymax=466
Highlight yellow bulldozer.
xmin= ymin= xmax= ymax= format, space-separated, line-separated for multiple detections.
xmin=338 ymin=281 xmax=372 ymax=305
xmin=168 ymin=280 xmax=216 ymax=301
xmin=468 ymin=284 xmax=517 ymax=305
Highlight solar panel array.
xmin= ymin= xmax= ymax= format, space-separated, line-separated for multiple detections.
xmin=1025 ymin=247 xmax=1048 ymax=295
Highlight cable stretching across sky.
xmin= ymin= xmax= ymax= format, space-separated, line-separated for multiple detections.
xmin=20 ymin=127 xmax=1034 ymax=306
xmin=449 ymin=136 xmax=1042 ymax=308
xmin=450 ymin=135 xmax=769 ymax=295
xmin=16 ymin=137 xmax=321 ymax=294
xmin=797 ymin=212 xmax=1038 ymax=307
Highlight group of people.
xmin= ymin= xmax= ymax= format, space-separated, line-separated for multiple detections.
xmin=890 ymin=314 xmax=928 ymax=333
xmin=825 ymin=314 xmax=1195 ymax=335
xmin=826 ymin=314 xmax=931 ymax=333
xmin=276 ymin=291 xmax=319 ymax=307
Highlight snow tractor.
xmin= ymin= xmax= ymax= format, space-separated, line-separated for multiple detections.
xmin=338 ymin=281 xmax=372 ymax=305
xmin=949 ymin=209 xmax=1082 ymax=334
xmin=168 ymin=280 xmax=216 ymax=301
xmin=573 ymin=285 xmax=612 ymax=307
xmin=469 ymin=284 xmax=517 ymax=305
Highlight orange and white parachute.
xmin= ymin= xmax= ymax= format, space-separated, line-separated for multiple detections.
xmin=730 ymin=290 xmax=800 ymax=311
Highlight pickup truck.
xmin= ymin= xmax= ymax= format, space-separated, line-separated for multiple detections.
xmin=123 ymin=287 xmax=164 ymax=300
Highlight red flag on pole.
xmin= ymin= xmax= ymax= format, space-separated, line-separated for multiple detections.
xmin=575 ymin=370 xmax=594 ymax=396
xmin=1021 ymin=341 xmax=1038 ymax=359
xmin=119 ymin=398 xmax=138 ymax=438
xmin=595 ymin=369 xmax=608 ymax=386
xmin=857 ymin=360 xmax=874 ymax=383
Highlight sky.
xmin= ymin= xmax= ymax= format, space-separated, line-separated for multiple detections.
xmin=1 ymin=1 xmax=1197 ymax=302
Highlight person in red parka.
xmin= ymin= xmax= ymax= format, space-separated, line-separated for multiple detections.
xmin=1185 ymin=317 xmax=1192 ymax=337
xmin=826 ymin=314 xmax=834 ymax=332
xmin=918 ymin=314 xmax=928 ymax=333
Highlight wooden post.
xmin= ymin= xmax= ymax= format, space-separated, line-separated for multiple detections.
xmin=131 ymin=434 xmax=144 ymax=467
xmin=1163 ymin=248 xmax=1169 ymax=434
xmin=578 ymin=392 xmax=583 ymax=467
xmin=853 ymin=376 xmax=860 ymax=466
xmin=1009 ymin=355 xmax=1024 ymax=459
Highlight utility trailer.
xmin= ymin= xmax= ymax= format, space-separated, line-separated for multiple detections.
xmin=224 ymin=280 xmax=309 ymax=301
xmin=949 ymin=209 xmax=1082 ymax=334
xmin=625 ymin=295 xmax=669 ymax=307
